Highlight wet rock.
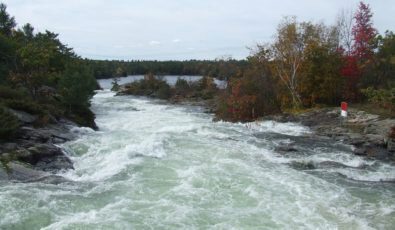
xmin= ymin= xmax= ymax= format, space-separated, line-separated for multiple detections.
xmin=0 ymin=143 xmax=18 ymax=153
xmin=8 ymin=109 xmax=38 ymax=124
xmin=290 ymin=161 xmax=315 ymax=170
xmin=26 ymin=175 xmax=70 ymax=184
xmin=387 ymin=139 xmax=395 ymax=152
xmin=2 ymin=162 xmax=47 ymax=181
xmin=353 ymin=147 xmax=367 ymax=156
xmin=14 ymin=144 xmax=73 ymax=172
xmin=275 ymin=145 xmax=298 ymax=153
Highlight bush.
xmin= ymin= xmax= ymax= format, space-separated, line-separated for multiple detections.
xmin=123 ymin=73 xmax=172 ymax=99
xmin=215 ymin=70 xmax=280 ymax=122
xmin=0 ymin=86 xmax=28 ymax=100
xmin=362 ymin=87 xmax=395 ymax=112
xmin=175 ymin=78 xmax=190 ymax=96
xmin=2 ymin=99 xmax=44 ymax=115
xmin=156 ymin=82 xmax=171 ymax=99
xmin=0 ymin=106 xmax=20 ymax=139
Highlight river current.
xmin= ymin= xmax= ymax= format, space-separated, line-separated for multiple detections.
xmin=1 ymin=78 xmax=395 ymax=229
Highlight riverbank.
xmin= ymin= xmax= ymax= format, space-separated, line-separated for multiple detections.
xmin=0 ymin=111 xmax=78 ymax=183
xmin=166 ymin=94 xmax=395 ymax=161
xmin=263 ymin=107 xmax=395 ymax=162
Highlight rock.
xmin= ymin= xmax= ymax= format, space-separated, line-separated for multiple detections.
xmin=14 ymin=144 xmax=73 ymax=172
xmin=275 ymin=145 xmax=298 ymax=152
xmin=17 ymin=127 xmax=51 ymax=142
xmin=8 ymin=109 xmax=38 ymax=124
xmin=388 ymin=139 xmax=395 ymax=152
xmin=25 ymin=175 xmax=70 ymax=184
xmin=0 ymin=166 xmax=8 ymax=180
xmin=2 ymin=162 xmax=47 ymax=181
xmin=365 ymin=134 xmax=385 ymax=147
xmin=353 ymin=147 xmax=367 ymax=156
xmin=0 ymin=143 xmax=18 ymax=152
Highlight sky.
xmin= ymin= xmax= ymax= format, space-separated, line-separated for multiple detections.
xmin=3 ymin=0 xmax=395 ymax=61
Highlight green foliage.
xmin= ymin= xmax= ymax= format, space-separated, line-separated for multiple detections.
xmin=1 ymin=99 xmax=44 ymax=115
xmin=111 ymin=78 xmax=120 ymax=91
xmin=58 ymin=62 xmax=97 ymax=109
xmin=174 ymin=78 xmax=190 ymax=96
xmin=0 ymin=106 xmax=19 ymax=139
xmin=299 ymin=43 xmax=344 ymax=106
xmin=0 ymin=3 xmax=16 ymax=37
xmin=123 ymin=73 xmax=172 ymax=99
xmin=0 ymin=85 xmax=28 ymax=100
xmin=361 ymin=87 xmax=395 ymax=112
xmin=85 ymin=59 xmax=247 ymax=80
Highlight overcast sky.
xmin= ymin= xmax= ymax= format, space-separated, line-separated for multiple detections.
xmin=3 ymin=0 xmax=394 ymax=60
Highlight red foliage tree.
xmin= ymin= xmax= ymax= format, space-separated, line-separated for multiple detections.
xmin=341 ymin=1 xmax=377 ymax=101
xmin=352 ymin=1 xmax=377 ymax=61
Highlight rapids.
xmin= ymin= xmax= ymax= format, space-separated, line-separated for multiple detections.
xmin=1 ymin=79 xmax=395 ymax=229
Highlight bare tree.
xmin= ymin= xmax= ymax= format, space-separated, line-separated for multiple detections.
xmin=336 ymin=8 xmax=354 ymax=54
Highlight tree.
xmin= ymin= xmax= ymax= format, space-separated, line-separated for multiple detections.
xmin=336 ymin=8 xmax=354 ymax=54
xmin=58 ymin=63 xmax=97 ymax=110
xmin=0 ymin=3 xmax=16 ymax=37
xmin=341 ymin=1 xmax=378 ymax=101
xmin=269 ymin=17 xmax=305 ymax=109
xmin=352 ymin=1 xmax=377 ymax=61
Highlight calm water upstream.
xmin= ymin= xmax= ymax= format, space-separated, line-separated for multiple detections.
xmin=0 ymin=78 xmax=395 ymax=229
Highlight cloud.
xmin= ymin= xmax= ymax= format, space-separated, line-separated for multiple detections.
xmin=149 ymin=40 xmax=161 ymax=46
xmin=2 ymin=0 xmax=394 ymax=60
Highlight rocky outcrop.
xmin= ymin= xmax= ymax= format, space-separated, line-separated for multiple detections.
xmin=0 ymin=117 xmax=77 ymax=183
xmin=267 ymin=108 xmax=395 ymax=161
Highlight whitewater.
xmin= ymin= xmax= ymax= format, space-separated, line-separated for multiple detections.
xmin=1 ymin=78 xmax=395 ymax=229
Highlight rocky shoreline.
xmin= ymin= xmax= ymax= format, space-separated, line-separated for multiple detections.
xmin=0 ymin=110 xmax=77 ymax=183
xmin=264 ymin=108 xmax=395 ymax=162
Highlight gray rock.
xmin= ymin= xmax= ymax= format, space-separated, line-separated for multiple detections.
xmin=0 ymin=166 xmax=8 ymax=180
xmin=3 ymin=162 xmax=47 ymax=181
xmin=353 ymin=147 xmax=367 ymax=156
xmin=388 ymin=139 xmax=395 ymax=152
xmin=8 ymin=109 xmax=38 ymax=124
xmin=275 ymin=145 xmax=298 ymax=152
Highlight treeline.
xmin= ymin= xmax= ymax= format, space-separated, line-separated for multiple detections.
xmin=0 ymin=3 xmax=97 ymax=138
xmin=84 ymin=59 xmax=247 ymax=80
xmin=216 ymin=2 xmax=395 ymax=122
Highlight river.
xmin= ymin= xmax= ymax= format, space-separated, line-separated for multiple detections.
xmin=0 ymin=79 xmax=395 ymax=229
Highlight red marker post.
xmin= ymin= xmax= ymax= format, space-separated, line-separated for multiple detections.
xmin=341 ymin=102 xmax=348 ymax=117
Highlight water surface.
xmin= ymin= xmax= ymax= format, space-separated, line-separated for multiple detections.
xmin=0 ymin=80 xmax=394 ymax=229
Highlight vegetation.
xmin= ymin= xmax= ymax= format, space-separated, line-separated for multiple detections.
xmin=0 ymin=106 xmax=19 ymax=139
xmin=84 ymin=58 xmax=247 ymax=80
xmin=0 ymin=2 xmax=98 ymax=137
xmin=121 ymin=74 xmax=218 ymax=101
xmin=215 ymin=1 xmax=394 ymax=121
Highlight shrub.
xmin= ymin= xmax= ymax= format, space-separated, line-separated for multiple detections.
xmin=0 ymin=86 xmax=28 ymax=100
xmin=362 ymin=87 xmax=395 ymax=112
xmin=156 ymin=82 xmax=171 ymax=99
xmin=0 ymin=106 xmax=20 ymax=139
xmin=175 ymin=78 xmax=190 ymax=96
xmin=2 ymin=99 xmax=44 ymax=115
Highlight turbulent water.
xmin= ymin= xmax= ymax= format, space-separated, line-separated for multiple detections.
xmin=1 ymin=80 xmax=395 ymax=229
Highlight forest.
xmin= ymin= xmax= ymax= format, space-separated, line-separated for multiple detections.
xmin=0 ymin=3 xmax=97 ymax=139
xmin=85 ymin=59 xmax=247 ymax=80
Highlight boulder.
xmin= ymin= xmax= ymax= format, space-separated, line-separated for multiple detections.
xmin=14 ymin=144 xmax=73 ymax=172
xmin=2 ymin=162 xmax=47 ymax=181
xmin=388 ymin=139 xmax=395 ymax=152
xmin=8 ymin=109 xmax=37 ymax=124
